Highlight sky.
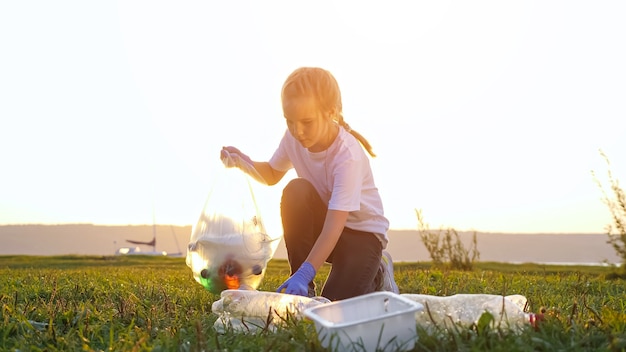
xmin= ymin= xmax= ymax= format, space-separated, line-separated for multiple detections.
xmin=1 ymin=1 xmax=625 ymax=238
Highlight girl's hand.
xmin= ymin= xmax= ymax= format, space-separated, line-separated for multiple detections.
xmin=220 ymin=146 xmax=252 ymax=168
xmin=277 ymin=262 xmax=316 ymax=296
xmin=220 ymin=146 xmax=268 ymax=184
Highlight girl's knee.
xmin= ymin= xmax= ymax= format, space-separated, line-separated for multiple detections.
xmin=282 ymin=178 xmax=315 ymax=202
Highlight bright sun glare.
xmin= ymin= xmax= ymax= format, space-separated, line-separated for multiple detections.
xmin=0 ymin=1 xmax=625 ymax=235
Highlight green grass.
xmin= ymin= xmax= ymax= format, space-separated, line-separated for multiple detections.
xmin=1 ymin=256 xmax=625 ymax=351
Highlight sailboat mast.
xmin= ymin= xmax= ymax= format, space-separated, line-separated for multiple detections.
xmin=152 ymin=204 xmax=157 ymax=253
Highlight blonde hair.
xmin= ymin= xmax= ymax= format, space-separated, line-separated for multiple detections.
xmin=281 ymin=67 xmax=376 ymax=157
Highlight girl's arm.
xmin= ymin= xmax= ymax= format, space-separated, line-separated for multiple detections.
xmin=221 ymin=147 xmax=286 ymax=185
xmin=276 ymin=205 xmax=348 ymax=296
xmin=251 ymin=161 xmax=287 ymax=186
xmin=305 ymin=209 xmax=349 ymax=270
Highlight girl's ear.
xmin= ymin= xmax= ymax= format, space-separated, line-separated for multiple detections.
xmin=327 ymin=108 xmax=338 ymax=121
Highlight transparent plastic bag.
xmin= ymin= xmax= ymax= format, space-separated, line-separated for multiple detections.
xmin=212 ymin=289 xmax=331 ymax=333
xmin=186 ymin=164 xmax=280 ymax=294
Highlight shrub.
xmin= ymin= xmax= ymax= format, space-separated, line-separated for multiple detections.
xmin=592 ymin=150 xmax=626 ymax=272
xmin=415 ymin=209 xmax=480 ymax=271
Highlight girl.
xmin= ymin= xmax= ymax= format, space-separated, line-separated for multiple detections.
xmin=221 ymin=67 xmax=398 ymax=301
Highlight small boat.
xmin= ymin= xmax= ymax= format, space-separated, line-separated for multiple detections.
xmin=116 ymin=224 xmax=183 ymax=257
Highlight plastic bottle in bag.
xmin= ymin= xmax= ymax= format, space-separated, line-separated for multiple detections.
xmin=186 ymin=165 xmax=281 ymax=294
xmin=212 ymin=289 xmax=331 ymax=333
xmin=401 ymin=294 xmax=540 ymax=332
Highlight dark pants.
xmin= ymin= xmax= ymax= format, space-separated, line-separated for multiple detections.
xmin=280 ymin=178 xmax=382 ymax=301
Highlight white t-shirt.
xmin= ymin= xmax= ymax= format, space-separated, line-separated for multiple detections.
xmin=269 ymin=127 xmax=389 ymax=247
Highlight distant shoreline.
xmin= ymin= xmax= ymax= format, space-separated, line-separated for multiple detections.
xmin=0 ymin=224 xmax=622 ymax=265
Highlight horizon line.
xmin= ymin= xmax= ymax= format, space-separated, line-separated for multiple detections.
xmin=0 ymin=222 xmax=608 ymax=235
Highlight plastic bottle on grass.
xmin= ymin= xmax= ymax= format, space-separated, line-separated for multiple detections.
xmin=401 ymin=293 xmax=542 ymax=332
xmin=212 ymin=289 xmax=331 ymax=333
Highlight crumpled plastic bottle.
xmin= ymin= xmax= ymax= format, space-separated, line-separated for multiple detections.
xmin=212 ymin=290 xmax=331 ymax=333
xmin=401 ymin=294 xmax=540 ymax=332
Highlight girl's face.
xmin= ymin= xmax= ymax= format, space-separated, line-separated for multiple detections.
xmin=283 ymin=96 xmax=336 ymax=152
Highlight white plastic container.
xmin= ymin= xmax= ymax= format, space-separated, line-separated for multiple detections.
xmin=303 ymin=292 xmax=424 ymax=352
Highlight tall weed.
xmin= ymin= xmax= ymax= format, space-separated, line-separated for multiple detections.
xmin=592 ymin=150 xmax=626 ymax=273
xmin=416 ymin=209 xmax=480 ymax=271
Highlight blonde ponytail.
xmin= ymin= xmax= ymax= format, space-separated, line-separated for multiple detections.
xmin=336 ymin=113 xmax=376 ymax=158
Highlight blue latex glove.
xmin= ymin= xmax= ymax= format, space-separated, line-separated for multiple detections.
xmin=277 ymin=262 xmax=316 ymax=296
